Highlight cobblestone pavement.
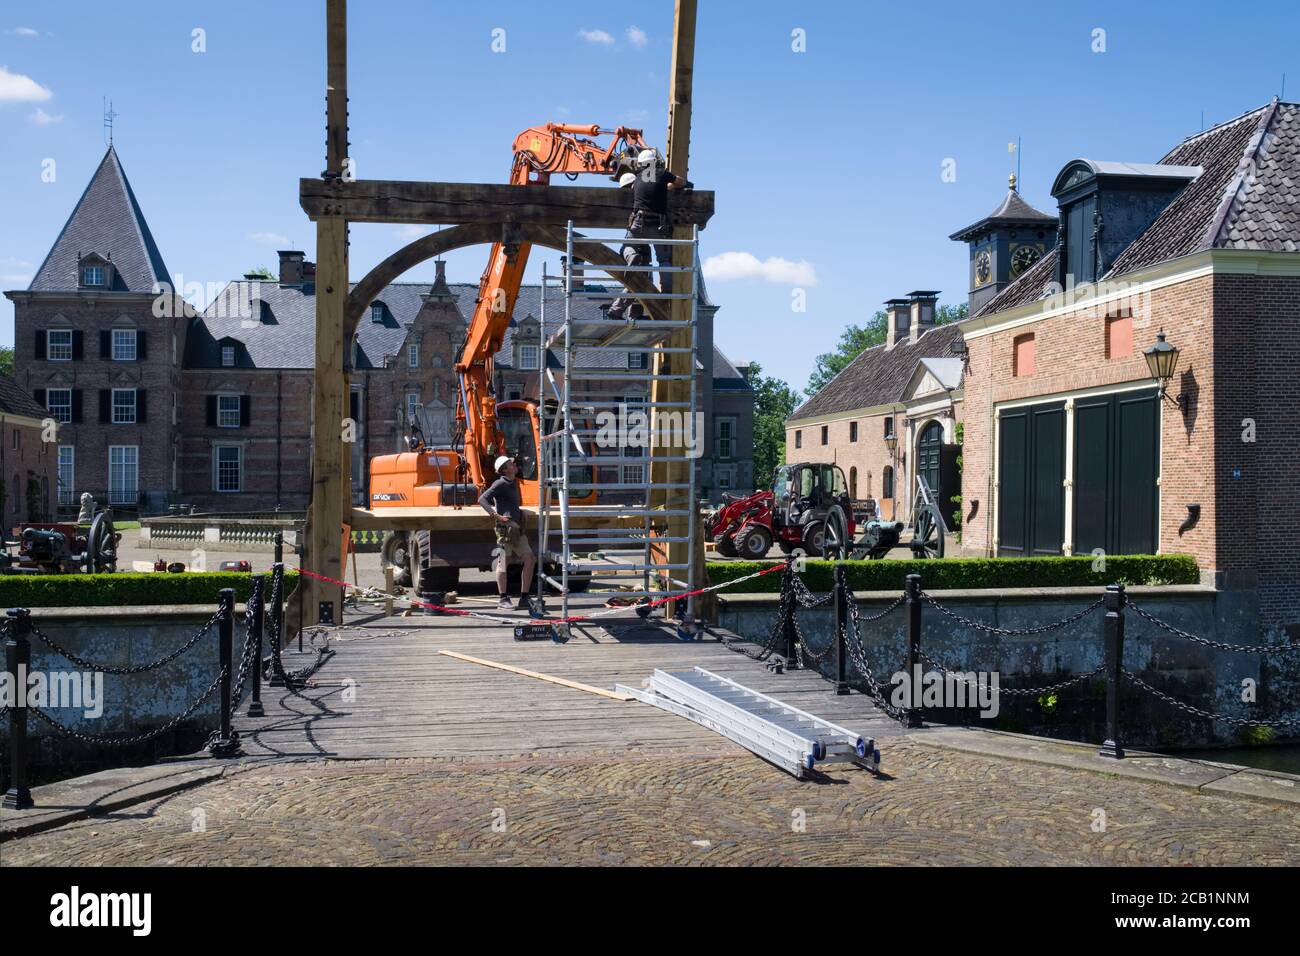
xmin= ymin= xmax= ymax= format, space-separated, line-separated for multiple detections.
xmin=5 ymin=737 xmax=1299 ymax=866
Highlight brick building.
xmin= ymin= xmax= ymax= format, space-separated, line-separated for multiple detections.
xmin=785 ymin=293 xmax=966 ymax=523
xmin=6 ymin=146 xmax=754 ymax=514
xmin=0 ymin=374 xmax=58 ymax=529
xmin=951 ymin=99 xmax=1300 ymax=634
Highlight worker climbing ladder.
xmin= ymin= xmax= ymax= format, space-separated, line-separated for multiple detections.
xmin=536 ymin=221 xmax=702 ymax=631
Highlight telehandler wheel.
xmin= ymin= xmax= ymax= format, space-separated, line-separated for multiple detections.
xmin=736 ymin=525 xmax=773 ymax=559
xmin=801 ymin=521 xmax=825 ymax=558
xmin=715 ymin=535 xmax=739 ymax=558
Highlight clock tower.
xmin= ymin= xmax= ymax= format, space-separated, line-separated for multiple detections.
xmin=949 ymin=174 xmax=1057 ymax=315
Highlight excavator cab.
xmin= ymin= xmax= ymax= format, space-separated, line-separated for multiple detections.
xmin=496 ymin=401 xmax=538 ymax=482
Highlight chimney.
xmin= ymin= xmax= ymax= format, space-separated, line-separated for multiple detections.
xmin=277 ymin=250 xmax=306 ymax=285
xmin=907 ymin=290 xmax=940 ymax=344
xmin=884 ymin=298 xmax=910 ymax=350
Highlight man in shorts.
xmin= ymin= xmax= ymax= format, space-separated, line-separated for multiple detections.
xmin=479 ymin=455 xmax=536 ymax=611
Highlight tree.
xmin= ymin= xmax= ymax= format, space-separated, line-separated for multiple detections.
xmin=744 ymin=362 xmax=801 ymax=486
xmin=804 ymin=302 xmax=968 ymax=396
xmin=245 ymin=266 xmax=275 ymax=280
xmin=805 ymin=311 xmax=886 ymax=396
xmin=0 ymin=346 xmax=13 ymax=377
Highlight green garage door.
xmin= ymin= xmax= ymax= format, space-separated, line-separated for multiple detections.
xmin=1073 ymin=388 xmax=1160 ymax=556
xmin=998 ymin=402 xmax=1065 ymax=556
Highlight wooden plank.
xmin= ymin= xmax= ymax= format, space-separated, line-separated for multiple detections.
xmin=437 ymin=649 xmax=635 ymax=701
xmin=300 ymin=179 xmax=715 ymax=228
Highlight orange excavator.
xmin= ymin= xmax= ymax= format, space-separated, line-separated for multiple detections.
xmin=367 ymin=123 xmax=651 ymax=589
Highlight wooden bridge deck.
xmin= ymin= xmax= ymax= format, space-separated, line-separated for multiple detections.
xmin=235 ymin=598 xmax=900 ymax=763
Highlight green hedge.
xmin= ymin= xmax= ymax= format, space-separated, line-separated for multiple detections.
xmin=707 ymin=554 xmax=1199 ymax=594
xmin=0 ymin=571 xmax=299 ymax=610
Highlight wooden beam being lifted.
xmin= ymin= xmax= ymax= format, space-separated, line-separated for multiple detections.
xmin=300 ymin=178 xmax=714 ymax=228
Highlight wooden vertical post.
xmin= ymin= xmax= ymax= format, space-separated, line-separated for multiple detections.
xmin=653 ymin=0 xmax=698 ymax=617
xmin=304 ymin=0 xmax=350 ymax=627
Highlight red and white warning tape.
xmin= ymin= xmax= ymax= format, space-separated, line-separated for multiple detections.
xmin=293 ymin=560 xmax=786 ymax=627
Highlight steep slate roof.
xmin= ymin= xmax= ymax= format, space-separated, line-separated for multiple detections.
xmin=787 ymin=322 xmax=964 ymax=423
xmin=28 ymin=146 xmax=171 ymax=293
xmin=977 ymin=101 xmax=1300 ymax=317
xmin=0 ymin=373 xmax=49 ymax=420
xmin=192 ymin=278 xmax=748 ymax=386
xmin=949 ymin=179 xmax=1057 ymax=241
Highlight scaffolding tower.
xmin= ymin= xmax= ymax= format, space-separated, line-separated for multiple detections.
xmin=536 ymin=221 xmax=701 ymax=630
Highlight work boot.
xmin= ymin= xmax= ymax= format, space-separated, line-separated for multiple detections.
xmin=498 ymin=595 xmax=512 ymax=611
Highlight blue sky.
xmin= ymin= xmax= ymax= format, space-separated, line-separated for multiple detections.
xmin=1 ymin=0 xmax=1297 ymax=389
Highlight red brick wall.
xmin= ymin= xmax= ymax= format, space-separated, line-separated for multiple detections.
xmin=0 ymin=417 xmax=57 ymax=530
xmin=960 ymin=270 xmax=1300 ymax=632
xmin=14 ymin=295 xmax=185 ymax=512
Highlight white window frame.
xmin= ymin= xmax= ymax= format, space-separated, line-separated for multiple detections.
xmin=214 ymin=445 xmax=242 ymax=493
xmin=221 ymin=345 xmax=235 ymax=367
xmin=406 ymin=392 xmax=421 ymax=425
xmin=628 ymin=351 xmax=648 ymax=370
xmin=217 ymin=394 xmax=241 ymax=428
xmin=47 ymin=388 xmax=72 ymax=424
xmin=47 ymin=329 xmax=73 ymax=362
xmin=108 ymin=446 xmax=138 ymax=506
xmin=111 ymin=388 xmax=137 ymax=425
xmin=717 ymin=464 xmax=734 ymax=490
xmin=622 ymin=463 xmax=646 ymax=485
xmin=716 ymin=417 xmax=736 ymax=460
xmin=82 ymin=265 xmax=105 ymax=287
xmin=111 ymin=328 xmax=138 ymax=361
xmin=57 ymin=446 xmax=75 ymax=506
xmin=519 ymin=344 xmax=540 ymax=371
xmin=371 ymin=303 xmax=384 ymax=323
xmin=408 ymin=344 xmax=419 ymax=368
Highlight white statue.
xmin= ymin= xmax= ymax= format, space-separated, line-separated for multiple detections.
xmin=78 ymin=492 xmax=95 ymax=523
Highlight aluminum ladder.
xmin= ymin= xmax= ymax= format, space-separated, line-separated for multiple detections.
xmin=616 ymin=667 xmax=880 ymax=779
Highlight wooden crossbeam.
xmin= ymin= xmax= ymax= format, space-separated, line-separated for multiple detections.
xmin=300 ymin=178 xmax=714 ymax=228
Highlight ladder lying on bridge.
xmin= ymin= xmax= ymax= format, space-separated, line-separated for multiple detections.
xmin=616 ymin=667 xmax=880 ymax=779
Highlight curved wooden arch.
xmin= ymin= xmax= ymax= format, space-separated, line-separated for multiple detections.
xmin=345 ymin=223 xmax=668 ymax=347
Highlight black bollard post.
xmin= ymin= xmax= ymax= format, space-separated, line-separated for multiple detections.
xmin=782 ymin=564 xmax=800 ymax=669
xmin=3 ymin=608 xmax=34 ymax=810
xmin=903 ymin=574 xmax=923 ymax=728
xmin=833 ymin=563 xmax=849 ymax=695
xmin=268 ymin=562 xmax=285 ymax=688
xmin=208 ymin=588 xmax=241 ymax=757
xmin=273 ymin=530 xmax=283 ymax=568
xmin=1099 ymin=583 xmax=1126 ymax=759
xmin=247 ymin=575 xmax=266 ymax=718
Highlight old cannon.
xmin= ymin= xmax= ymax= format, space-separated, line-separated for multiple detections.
xmin=2 ymin=510 xmax=120 ymax=574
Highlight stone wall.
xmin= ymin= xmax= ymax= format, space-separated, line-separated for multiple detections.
xmin=0 ymin=605 xmax=230 ymax=787
xmin=717 ymin=584 xmax=1297 ymax=748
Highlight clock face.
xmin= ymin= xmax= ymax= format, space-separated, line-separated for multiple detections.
xmin=1010 ymin=244 xmax=1041 ymax=277
xmin=975 ymin=250 xmax=992 ymax=286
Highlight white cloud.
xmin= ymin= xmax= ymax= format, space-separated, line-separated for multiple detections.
xmin=395 ymin=225 xmax=430 ymax=241
xmin=248 ymin=232 xmax=290 ymax=246
xmin=703 ymin=251 xmax=818 ymax=286
xmin=8 ymin=27 xmax=39 ymax=37
xmin=626 ymin=26 xmax=648 ymax=47
xmin=578 ymin=28 xmax=614 ymax=46
xmin=29 ymin=107 xmax=61 ymax=125
xmin=0 ymin=65 xmax=52 ymax=102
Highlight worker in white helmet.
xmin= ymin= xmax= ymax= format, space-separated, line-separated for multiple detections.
xmin=608 ymin=148 xmax=693 ymax=320
xmin=479 ymin=454 xmax=536 ymax=611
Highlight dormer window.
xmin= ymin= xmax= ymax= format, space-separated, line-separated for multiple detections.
xmin=371 ymin=303 xmax=385 ymax=323
xmin=519 ymin=344 xmax=540 ymax=370
xmin=77 ymin=254 xmax=114 ymax=290
xmin=221 ymin=345 xmax=236 ymax=367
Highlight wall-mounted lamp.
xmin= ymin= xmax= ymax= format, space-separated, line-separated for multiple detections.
xmin=1143 ymin=331 xmax=1186 ymax=409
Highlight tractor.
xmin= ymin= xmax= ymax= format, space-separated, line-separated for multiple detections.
xmin=706 ymin=462 xmax=856 ymax=559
